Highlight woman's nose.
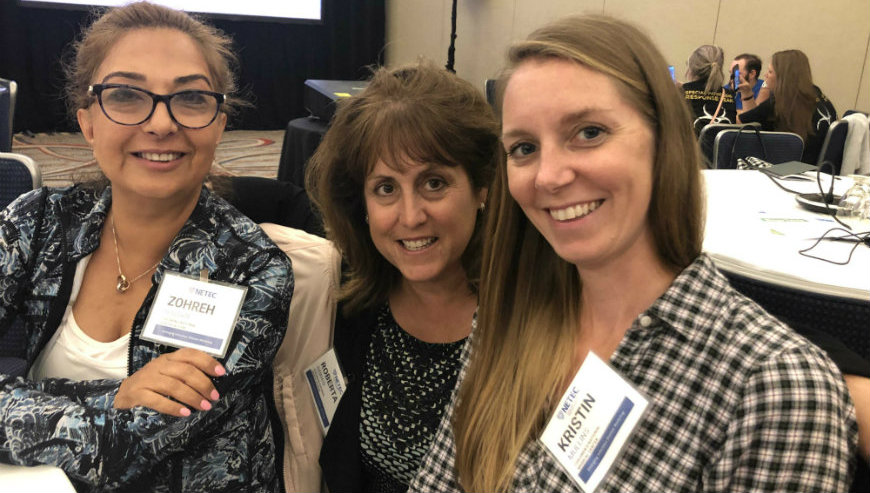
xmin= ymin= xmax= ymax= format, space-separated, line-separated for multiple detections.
xmin=399 ymin=194 xmax=427 ymax=227
xmin=141 ymin=101 xmax=178 ymax=137
xmin=535 ymin=145 xmax=576 ymax=192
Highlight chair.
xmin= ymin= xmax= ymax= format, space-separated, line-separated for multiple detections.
xmin=0 ymin=77 xmax=17 ymax=152
xmin=0 ymin=152 xmax=41 ymax=210
xmin=223 ymin=175 xmax=324 ymax=236
xmin=723 ymin=272 xmax=870 ymax=361
xmin=712 ymin=128 xmax=804 ymax=169
xmin=816 ymin=119 xmax=848 ymax=175
xmin=698 ymin=123 xmax=747 ymax=168
xmin=484 ymin=79 xmax=496 ymax=107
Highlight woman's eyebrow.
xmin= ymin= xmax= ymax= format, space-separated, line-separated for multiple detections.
xmin=175 ymin=74 xmax=212 ymax=88
xmin=101 ymin=71 xmax=145 ymax=83
xmin=98 ymin=72 xmax=212 ymax=88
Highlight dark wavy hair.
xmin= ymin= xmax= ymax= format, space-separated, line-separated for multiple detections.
xmin=305 ymin=59 xmax=500 ymax=316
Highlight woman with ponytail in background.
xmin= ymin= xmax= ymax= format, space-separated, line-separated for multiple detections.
xmin=682 ymin=44 xmax=737 ymax=134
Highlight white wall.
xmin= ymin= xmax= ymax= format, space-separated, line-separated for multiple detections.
xmin=387 ymin=0 xmax=870 ymax=113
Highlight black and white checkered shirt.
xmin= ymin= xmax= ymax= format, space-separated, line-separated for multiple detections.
xmin=410 ymin=254 xmax=857 ymax=492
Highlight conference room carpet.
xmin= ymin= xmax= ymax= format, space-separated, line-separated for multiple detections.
xmin=11 ymin=130 xmax=284 ymax=188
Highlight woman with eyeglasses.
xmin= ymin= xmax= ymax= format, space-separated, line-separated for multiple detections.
xmin=0 ymin=3 xmax=292 ymax=491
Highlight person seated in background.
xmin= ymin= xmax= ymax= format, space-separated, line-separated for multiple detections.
xmin=738 ymin=49 xmax=837 ymax=164
xmin=729 ymin=53 xmax=764 ymax=110
xmin=306 ymin=59 xmax=500 ymax=493
xmin=410 ymin=14 xmax=857 ymax=492
xmin=681 ymin=44 xmax=737 ymax=135
xmin=0 ymin=3 xmax=293 ymax=491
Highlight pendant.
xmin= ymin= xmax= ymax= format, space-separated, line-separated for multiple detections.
xmin=116 ymin=274 xmax=131 ymax=293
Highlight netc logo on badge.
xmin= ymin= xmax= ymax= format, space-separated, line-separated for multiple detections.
xmin=557 ymin=386 xmax=580 ymax=420
xmin=188 ymin=286 xmax=218 ymax=298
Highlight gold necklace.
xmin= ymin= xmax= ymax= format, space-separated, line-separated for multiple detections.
xmin=110 ymin=216 xmax=161 ymax=294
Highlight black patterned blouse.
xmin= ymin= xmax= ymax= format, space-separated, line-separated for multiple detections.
xmin=359 ymin=304 xmax=467 ymax=493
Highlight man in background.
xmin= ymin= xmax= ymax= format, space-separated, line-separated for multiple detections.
xmin=730 ymin=53 xmax=765 ymax=110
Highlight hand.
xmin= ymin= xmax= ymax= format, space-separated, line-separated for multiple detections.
xmin=114 ymin=348 xmax=226 ymax=417
xmin=736 ymin=79 xmax=753 ymax=98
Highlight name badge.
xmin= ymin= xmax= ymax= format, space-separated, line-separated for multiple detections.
xmin=304 ymin=349 xmax=347 ymax=435
xmin=540 ymin=352 xmax=649 ymax=493
xmin=140 ymin=271 xmax=247 ymax=358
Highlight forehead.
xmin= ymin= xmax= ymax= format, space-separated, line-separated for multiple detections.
xmin=95 ymin=28 xmax=211 ymax=84
xmin=502 ymin=58 xmax=625 ymax=125
xmin=368 ymin=157 xmax=465 ymax=180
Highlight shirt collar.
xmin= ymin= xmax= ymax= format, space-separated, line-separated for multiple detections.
xmin=630 ymin=254 xmax=730 ymax=343
xmin=67 ymin=184 xmax=215 ymax=272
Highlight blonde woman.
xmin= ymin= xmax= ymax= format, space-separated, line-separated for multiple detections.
xmin=410 ymin=15 xmax=856 ymax=492
xmin=682 ymin=45 xmax=736 ymax=134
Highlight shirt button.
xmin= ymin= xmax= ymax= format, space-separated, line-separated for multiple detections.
xmin=639 ymin=315 xmax=652 ymax=327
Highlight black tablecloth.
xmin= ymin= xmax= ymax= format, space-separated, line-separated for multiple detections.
xmin=277 ymin=116 xmax=328 ymax=187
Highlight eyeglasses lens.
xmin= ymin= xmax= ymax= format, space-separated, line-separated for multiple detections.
xmin=100 ymin=86 xmax=219 ymax=128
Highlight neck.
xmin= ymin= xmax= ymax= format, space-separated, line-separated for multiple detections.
xmin=575 ymin=236 xmax=677 ymax=356
xmin=389 ymin=267 xmax=476 ymax=343
xmin=108 ymin=187 xmax=200 ymax=268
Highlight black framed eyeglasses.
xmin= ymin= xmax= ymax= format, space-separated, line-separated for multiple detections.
xmin=88 ymin=83 xmax=226 ymax=129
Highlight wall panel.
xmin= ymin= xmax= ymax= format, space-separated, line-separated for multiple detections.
xmin=857 ymin=34 xmax=870 ymax=112
xmin=605 ymin=0 xmax=720 ymax=76
xmin=716 ymin=0 xmax=869 ymax=115
xmin=386 ymin=0 xmax=869 ymax=118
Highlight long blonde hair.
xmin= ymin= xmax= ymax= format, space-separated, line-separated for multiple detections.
xmin=454 ymin=14 xmax=704 ymax=492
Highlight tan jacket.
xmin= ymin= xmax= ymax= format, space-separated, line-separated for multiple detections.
xmin=261 ymin=223 xmax=341 ymax=493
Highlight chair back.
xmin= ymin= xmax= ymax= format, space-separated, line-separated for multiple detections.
xmin=816 ymin=119 xmax=848 ymax=174
xmin=484 ymin=79 xmax=496 ymax=107
xmin=712 ymin=129 xmax=804 ymax=169
xmin=698 ymin=123 xmax=748 ymax=168
xmin=0 ymin=78 xmax=17 ymax=152
xmin=0 ymin=152 xmax=41 ymax=210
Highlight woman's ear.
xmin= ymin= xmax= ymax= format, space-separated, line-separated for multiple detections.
xmin=478 ymin=187 xmax=488 ymax=207
xmin=77 ymin=107 xmax=95 ymax=146
xmin=214 ymin=112 xmax=227 ymax=142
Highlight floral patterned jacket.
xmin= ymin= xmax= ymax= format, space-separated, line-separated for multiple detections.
xmin=0 ymin=185 xmax=293 ymax=492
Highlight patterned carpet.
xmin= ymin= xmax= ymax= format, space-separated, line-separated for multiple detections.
xmin=11 ymin=129 xmax=284 ymax=188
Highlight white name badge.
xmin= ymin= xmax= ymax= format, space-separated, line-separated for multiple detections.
xmin=140 ymin=271 xmax=247 ymax=358
xmin=304 ymin=348 xmax=347 ymax=435
xmin=540 ymin=352 xmax=649 ymax=493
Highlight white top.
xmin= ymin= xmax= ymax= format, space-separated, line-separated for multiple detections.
xmin=29 ymin=255 xmax=131 ymax=381
xmin=0 ymin=464 xmax=76 ymax=493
